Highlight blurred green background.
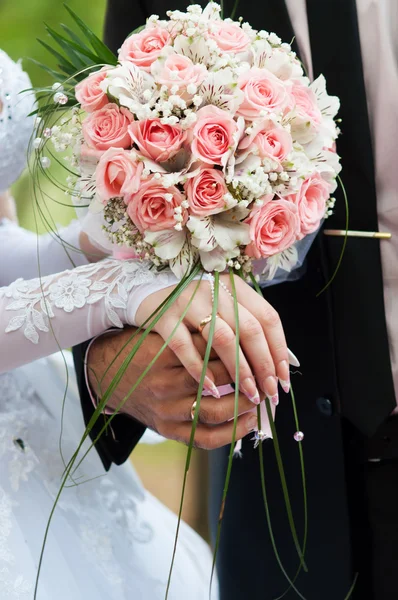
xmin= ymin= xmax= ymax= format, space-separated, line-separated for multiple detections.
xmin=1 ymin=0 xmax=106 ymax=230
xmin=1 ymin=0 xmax=208 ymax=538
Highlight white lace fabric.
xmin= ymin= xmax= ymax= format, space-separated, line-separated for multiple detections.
xmin=0 ymin=354 xmax=218 ymax=599
xmin=0 ymin=257 xmax=179 ymax=373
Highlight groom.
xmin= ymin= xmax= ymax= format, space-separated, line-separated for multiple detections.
xmin=74 ymin=1 xmax=398 ymax=598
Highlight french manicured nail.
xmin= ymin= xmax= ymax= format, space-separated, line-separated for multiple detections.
xmin=278 ymin=360 xmax=290 ymax=393
xmin=241 ymin=377 xmax=260 ymax=405
xmin=268 ymin=393 xmax=279 ymax=406
xmin=204 ymin=377 xmax=220 ymax=399
xmin=264 ymin=376 xmax=278 ymax=405
xmin=280 ymin=380 xmax=290 ymax=394
xmin=288 ymin=348 xmax=300 ymax=367
xmin=247 ymin=415 xmax=258 ymax=431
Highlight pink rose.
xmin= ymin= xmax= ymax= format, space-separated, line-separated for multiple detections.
xmin=128 ymin=118 xmax=187 ymax=163
xmin=237 ymin=68 xmax=292 ymax=120
xmin=207 ymin=21 xmax=250 ymax=53
xmin=246 ymin=197 xmax=300 ymax=258
xmin=126 ymin=176 xmax=186 ymax=232
xmin=287 ymin=173 xmax=330 ymax=239
xmin=75 ymin=69 xmax=109 ymax=113
xmin=82 ymin=103 xmax=133 ymax=151
xmin=119 ymin=26 xmax=171 ymax=72
xmin=291 ymin=81 xmax=322 ymax=128
xmin=96 ymin=148 xmax=144 ymax=202
xmin=239 ymin=122 xmax=292 ymax=163
xmin=151 ymin=53 xmax=207 ymax=94
xmin=185 ymin=168 xmax=228 ymax=216
xmin=191 ymin=105 xmax=238 ymax=166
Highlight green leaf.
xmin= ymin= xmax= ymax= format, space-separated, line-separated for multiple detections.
xmin=37 ymin=38 xmax=76 ymax=74
xmin=44 ymin=24 xmax=89 ymax=70
xmin=46 ymin=25 xmax=102 ymax=64
xmin=60 ymin=23 xmax=91 ymax=51
xmin=28 ymin=58 xmax=66 ymax=82
xmin=63 ymin=4 xmax=117 ymax=66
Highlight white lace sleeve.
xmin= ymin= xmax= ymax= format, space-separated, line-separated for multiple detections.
xmin=0 ymin=219 xmax=89 ymax=286
xmin=0 ymin=259 xmax=177 ymax=374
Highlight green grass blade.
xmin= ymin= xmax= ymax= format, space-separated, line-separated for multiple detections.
xmin=28 ymin=58 xmax=66 ymax=81
xmin=257 ymin=405 xmax=308 ymax=600
xmin=343 ymin=573 xmax=359 ymax=600
xmin=36 ymin=38 xmax=76 ymax=74
xmin=34 ymin=267 xmax=201 ymax=597
xmin=264 ymin=388 xmax=307 ymax=571
xmin=165 ymin=273 xmax=217 ymax=599
xmin=273 ymin=382 xmax=308 ymax=599
xmin=60 ymin=23 xmax=92 ymax=51
xmin=46 ymin=25 xmax=102 ymax=64
xmin=44 ymin=25 xmax=90 ymax=70
xmin=317 ymin=174 xmax=349 ymax=297
xmin=209 ymin=270 xmax=241 ymax=598
xmin=63 ymin=4 xmax=118 ymax=65
xmin=249 ymin=273 xmax=307 ymax=571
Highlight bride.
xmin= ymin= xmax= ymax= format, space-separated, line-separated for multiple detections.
xmin=0 ymin=49 xmax=220 ymax=600
xmin=0 ymin=49 xmax=290 ymax=598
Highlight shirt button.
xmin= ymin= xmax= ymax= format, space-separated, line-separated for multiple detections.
xmin=316 ymin=397 xmax=333 ymax=417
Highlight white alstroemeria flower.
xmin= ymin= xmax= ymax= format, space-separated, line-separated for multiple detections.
xmin=260 ymin=47 xmax=303 ymax=81
xmin=144 ymin=229 xmax=198 ymax=278
xmin=311 ymin=75 xmax=340 ymax=120
xmin=200 ymin=245 xmax=241 ymax=272
xmin=173 ymin=34 xmax=215 ymax=66
xmin=285 ymin=145 xmax=315 ymax=181
xmin=309 ymin=149 xmax=342 ymax=193
xmin=198 ymin=69 xmax=244 ymax=114
xmin=101 ymin=62 xmax=158 ymax=118
xmin=303 ymin=75 xmax=340 ymax=154
xmin=201 ymin=2 xmax=222 ymax=21
xmin=225 ymin=115 xmax=246 ymax=180
xmin=257 ymin=245 xmax=299 ymax=281
xmin=187 ymin=205 xmax=251 ymax=255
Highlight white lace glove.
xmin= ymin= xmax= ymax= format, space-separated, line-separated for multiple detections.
xmin=0 ymin=259 xmax=178 ymax=374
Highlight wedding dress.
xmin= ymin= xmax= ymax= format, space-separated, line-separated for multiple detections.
xmin=0 ymin=227 xmax=219 ymax=600
xmin=0 ymin=49 xmax=218 ymax=600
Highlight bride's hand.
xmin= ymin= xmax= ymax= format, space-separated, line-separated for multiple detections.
xmin=135 ymin=273 xmax=290 ymax=407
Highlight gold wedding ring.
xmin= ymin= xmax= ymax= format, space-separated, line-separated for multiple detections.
xmin=190 ymin=400 xmax=197 ymax=422
xmin=197 ymin=313 xmax=219 ymax=334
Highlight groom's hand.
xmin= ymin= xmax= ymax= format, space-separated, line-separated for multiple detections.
xmin=87 ymin=328 xmax=259 ymax=449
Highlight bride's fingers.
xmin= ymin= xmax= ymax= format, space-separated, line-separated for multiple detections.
xmin=228 ymin=275 xmax=290 ymax=392
xmin=217 ymin=298 xmax=279 ymax=404
xmin=158 ymin=412 xmax=258 ymax=450
xmin=193 ymin=315 xmax=259 ymax=405
xmin=156 ymin=317 xmax=220 ymax=398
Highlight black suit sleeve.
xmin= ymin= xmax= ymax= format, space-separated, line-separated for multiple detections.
xmin=73 ymin=341 xmax=146 ymax=470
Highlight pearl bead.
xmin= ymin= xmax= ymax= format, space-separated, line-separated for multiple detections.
xmin=43 ymin=128 xmax=52 ymax=138
xmin=40 ymin=157 xmax=51 ymax=169
xmin=33 ymin=138 xmax=42 ymax=150
xmin=294 ymin=431 xmax=304 ymax=442
xmin=54 ymin=92 xmax=68 ymax=105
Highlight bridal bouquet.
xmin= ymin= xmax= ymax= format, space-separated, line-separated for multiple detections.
xmin=32 ymin=3 xmax=343 ymax=598
xmin=36 ymin=2 xmax=340 ymax=282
